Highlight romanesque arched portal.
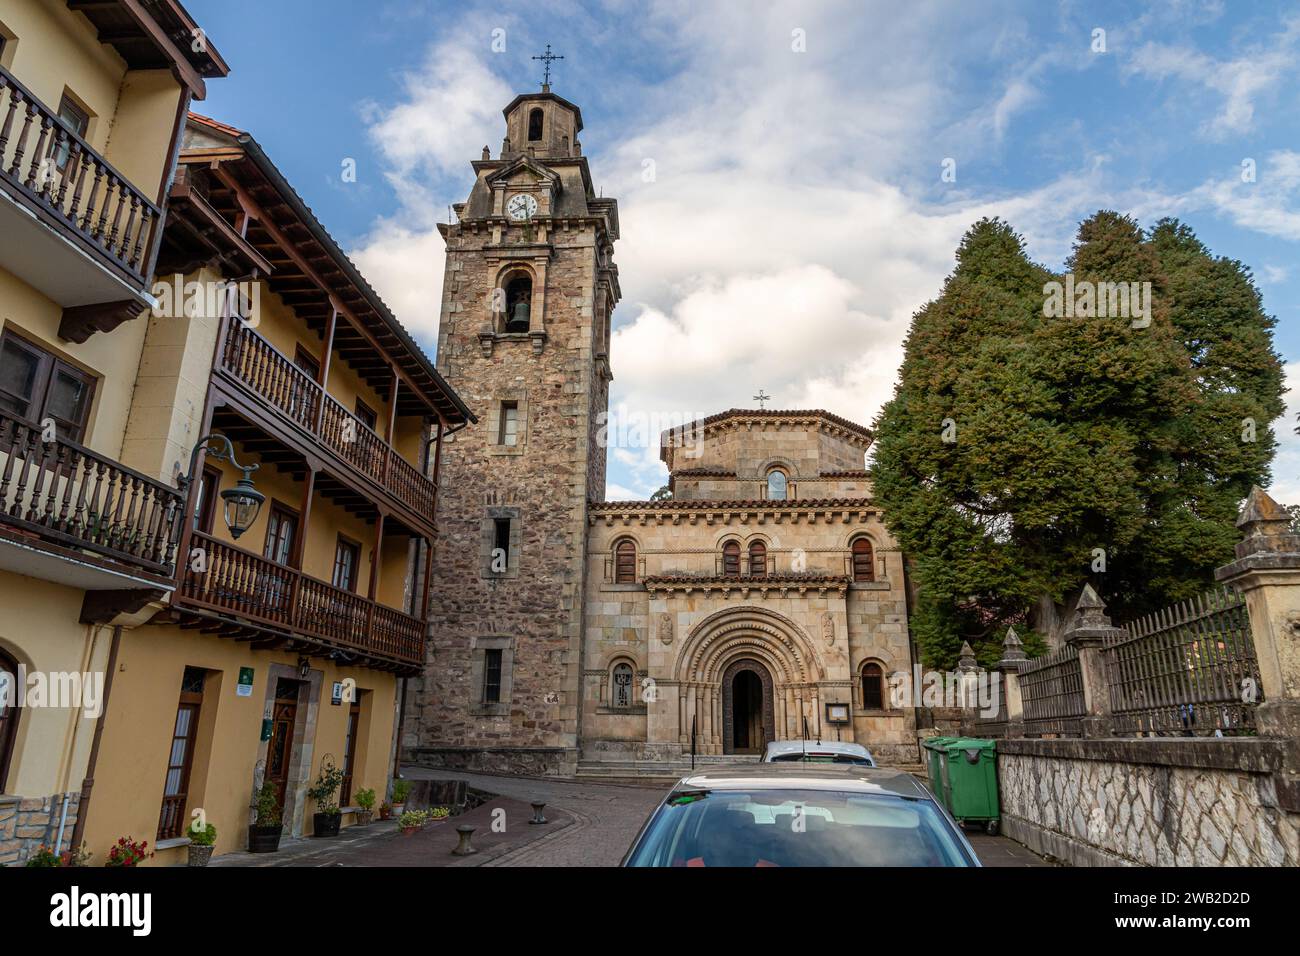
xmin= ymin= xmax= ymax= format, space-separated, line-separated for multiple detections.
xmin=720 ymin=657 xmax=774 ymax=754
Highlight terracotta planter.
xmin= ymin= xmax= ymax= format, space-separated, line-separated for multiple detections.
xmin=400 ymin=825 xmax=420 ymax=836
xmin=313 ymin=812 xmax=342 ymax=837
xmin=247 ymin=825 xmax=282 ymax=853
xmin=187 ymin=844 xmax=214 ymax=867
xmin=390 ymin=803 xmax=405 ymax=816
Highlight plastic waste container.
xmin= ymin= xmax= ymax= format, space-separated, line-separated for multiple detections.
xmin=936 ymin=737 xmax=1000 ymax=835
xmin=921 ymin=736 xmax=955 ymax=810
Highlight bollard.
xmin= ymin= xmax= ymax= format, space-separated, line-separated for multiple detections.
xmin=529 ymin=801 xmax=548 ymax=825
xmin=451 ymin=824 xmax=477 ymax=856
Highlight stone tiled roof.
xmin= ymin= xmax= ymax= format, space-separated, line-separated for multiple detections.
xmin=661 ymin=408 xmax=873 ymax=445
xmin=591 ymin=497 xmax=876 ymax=510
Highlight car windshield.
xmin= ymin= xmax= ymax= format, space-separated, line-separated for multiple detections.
xmin=770 ymin=753 xmax=873 ymax=766
xmin=625 ymin=788 xmax=973 ymax=867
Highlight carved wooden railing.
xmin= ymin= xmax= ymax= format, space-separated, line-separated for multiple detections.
xmin=181 ymin=531 xmax=424 ymax=665
xmin=217 ymin=319 xmax=436 ymax=521
xmin=0 ymin=65 xmax=162 ymax=286
xmin=0 ymin=408 xmax=184 ymax=577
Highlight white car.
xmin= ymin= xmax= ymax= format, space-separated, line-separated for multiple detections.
xmin=763 ymin=740 xmax=876 ymax=767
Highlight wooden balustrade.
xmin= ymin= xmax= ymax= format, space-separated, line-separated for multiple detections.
xmin=0 ymin=408 xmax=184 ymax=577
xmin=218 ymin=319 xmax=436 ymax=521
xmin=182 ymin=531 xmax=424 ymax=666
xmin=0 ymin=65 xmax=161 ymax=286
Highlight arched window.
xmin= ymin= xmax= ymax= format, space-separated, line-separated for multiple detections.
xmin=611 ymin=662 xmax=635 ymax=708
xmin=852 ymin=537 xmax=875 ymax=582
xmin=861 ymin=662 xmax=884 ymax=710
xmin=748 ymin=541 xmax=767 ymax=577
xmin=504 ymin=274 xmax=532 ymax=332
xmin=766 ymin=469 xmax=788 ymax=501
xmin=722 ymin=540 xmax=741 ymax=577
xmin=528 ymin=108 xmax=544 ymax=141
xmin=0 ymin=649 xmax=19 ymax=791
xmin=614 ymin=539 xmax=637 ymax=583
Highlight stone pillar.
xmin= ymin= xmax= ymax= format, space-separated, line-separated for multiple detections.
xmin=996 ymin=626 xmax=1026 ymax=739
xmin=1215 ymin=487 xmax=1300 ymax=741
xmin=1065 ymin=584 xmax=1121 ymax=737
xmin=957 ymin=640 xmax=980 ymax=711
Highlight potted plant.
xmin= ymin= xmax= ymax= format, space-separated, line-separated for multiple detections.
xmin=378 ymin=801 xmax=392 ymax=821
xmin=429 ymin=806 xmax=451 ymax=820
xmin=248 ymin=780 xmax=283 ymax=853
xmin=187 ymin=822 xmax=217 ymax=867
xmin=105 ymin=837 xmax=153 ymax=867
xmin=390 ymin=778 xmax=412 ymax=816
xmin=308 ymin=761 xmax=345 ymax=837
xmin=354 ymin=788 xmax=376 ymax=826
xmin=398 ymin=809 xmax=428 ymax=836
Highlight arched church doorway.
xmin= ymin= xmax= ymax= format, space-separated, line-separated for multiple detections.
xmin=721 ymin=658 xmax=774 ymax=755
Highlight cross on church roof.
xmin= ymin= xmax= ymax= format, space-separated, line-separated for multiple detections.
xmin=753 ymin=389 xmax=771 ymax=409
xmin=532 ymin=44 xmax=564 ymax=91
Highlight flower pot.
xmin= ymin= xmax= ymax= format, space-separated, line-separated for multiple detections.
xmin=247 ymin=825 xmax=282 ymax=853
xmin=313 ymin=812 xmax=341 ymax=837
xmin=355 ymin=809 xmax=373 ymax=827
xmin=378 ymin=807 xmax=392 ymax=821
xmin=391 ymin=803 xmax=405 ymax=816
xmin=400 ymin=825 xmax=420 ymax=836
xmin=187 ymin=844 xmax=215 ymax=867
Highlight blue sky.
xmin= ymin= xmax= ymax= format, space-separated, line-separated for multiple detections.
xmin=186 ymin=0 xmax=1300 ymax=501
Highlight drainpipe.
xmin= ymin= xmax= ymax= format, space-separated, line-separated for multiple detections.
xmin=68 ymin=625 xmax=122 ymax=853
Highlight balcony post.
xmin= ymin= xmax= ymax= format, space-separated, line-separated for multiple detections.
xmin=317 ymin=305 xmax=337 ymax=435
xmin=288 ymin=466 xmax=317 ymax=626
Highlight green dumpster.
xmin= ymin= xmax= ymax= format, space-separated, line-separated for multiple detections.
xmin=935 ymin=737 xmax=1000 ymax=835
xmin=920 ymin=736 xmax=955 ymax=810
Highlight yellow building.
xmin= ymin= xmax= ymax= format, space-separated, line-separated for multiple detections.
xmin=0 ymin=0 xmax=227 ymax=865
xmin=0 ymin=3 xmax=473 ymax=866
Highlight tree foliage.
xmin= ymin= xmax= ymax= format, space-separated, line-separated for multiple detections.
xmin=871 ymin=214 xmax=1284 ymax=669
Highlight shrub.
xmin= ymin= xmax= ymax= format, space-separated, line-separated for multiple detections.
xmin=354 ymin=788 xmax=376 ymax=811
xmin=188 ymin=822 xmax=217 ymax=846
xmin=253 ymin=780 xmax=282 ymax=828
xmin=391 ymin=779 xmax=412 ymax=804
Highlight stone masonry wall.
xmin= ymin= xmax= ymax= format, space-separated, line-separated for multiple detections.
xmin=997 ymin=738 xmax=1300 ymax=866
xmin=0 ymin=792 xmax=80 ymax=866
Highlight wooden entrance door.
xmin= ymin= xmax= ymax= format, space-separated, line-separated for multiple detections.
xmin=265 ymin=678 xmax=300 ymax=814
xmin=721 ymin=658 xmax=775 ymax=755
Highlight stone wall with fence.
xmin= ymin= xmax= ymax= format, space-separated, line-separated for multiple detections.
xmin=960 ymin=488 xmax=1300 ymax=866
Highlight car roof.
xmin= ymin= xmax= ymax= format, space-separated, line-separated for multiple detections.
xmin=764 ymin=740 xmax=872 ymax=757
xmin=671 ymin=763 xmax=929 ymax=798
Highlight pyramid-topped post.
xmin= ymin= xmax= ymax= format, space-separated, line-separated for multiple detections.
xmin=997 ymin=626 xmax=1026 ymax=734
xmin=1065 ymin=584 xmax=1121 ymax=736
xmin=1217 ymin=487 xmax=1300 ymax=741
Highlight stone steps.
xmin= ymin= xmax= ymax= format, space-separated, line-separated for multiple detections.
xmin=574 ymin=753 xmax=762 ymax=783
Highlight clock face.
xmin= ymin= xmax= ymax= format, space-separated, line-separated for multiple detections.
xmin=507 ymin=194 xmax=538 ymax=221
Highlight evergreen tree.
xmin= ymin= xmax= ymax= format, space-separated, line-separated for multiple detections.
xmin=871 ymin=214 xmax=1284 ymax=669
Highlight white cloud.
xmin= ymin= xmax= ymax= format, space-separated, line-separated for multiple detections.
xmin=1124 ymin=18 xmax=1300 ymax=140
xmin=1269 ymin=361 xmax=1300 ymax=506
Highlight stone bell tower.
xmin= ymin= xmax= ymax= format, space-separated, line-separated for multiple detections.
xmin=408 ymin=80 xmax=621 ymax=775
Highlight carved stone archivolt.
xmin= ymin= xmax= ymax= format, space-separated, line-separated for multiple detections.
xmin=675 ymin=605 xmax=821 ymax=685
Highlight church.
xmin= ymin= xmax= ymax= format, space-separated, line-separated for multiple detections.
xmin=407 ymin=82 xmax=917 ymax=775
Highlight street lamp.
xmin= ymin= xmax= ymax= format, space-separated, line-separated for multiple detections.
xmin=178 ymin=433 xmax=265 ymax=539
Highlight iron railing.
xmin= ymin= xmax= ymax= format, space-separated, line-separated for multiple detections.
xmin=1107 ymin=586 xmax=1260 ymax=736
xmin=1019 ymin=643 xmax=1086 ymax=737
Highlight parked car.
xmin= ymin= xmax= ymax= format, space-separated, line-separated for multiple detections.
xmin=763 ymin=739 xmax=876 ymax=767
xmin=621 ymin=764 xmax=980 ymax=867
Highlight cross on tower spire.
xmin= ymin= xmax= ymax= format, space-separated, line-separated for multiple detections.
xmin=753 ymin=389 xmax=771 ymax=410
xmin=532 ymin=44 xmax=564 ymax=92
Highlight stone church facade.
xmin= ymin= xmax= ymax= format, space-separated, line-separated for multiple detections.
xmin=408 ymin=86 xmax=916 ymax=775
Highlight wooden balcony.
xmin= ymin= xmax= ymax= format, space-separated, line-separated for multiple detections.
xmin=0 ymin=64 xmax=161 ymax=294
xmin=0 ymin=408 xmax=185 ymax=588
xmin=217 ymin=318 xmax=437 ymax=523
xmin=177 ymin=532 xmax=424 ymax=670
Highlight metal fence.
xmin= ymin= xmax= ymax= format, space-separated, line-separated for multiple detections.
xmin=1018 ymin=643 xmax=1086 ymax=737
xmin=1106 ymin=585 xmax=1260 ymax=736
